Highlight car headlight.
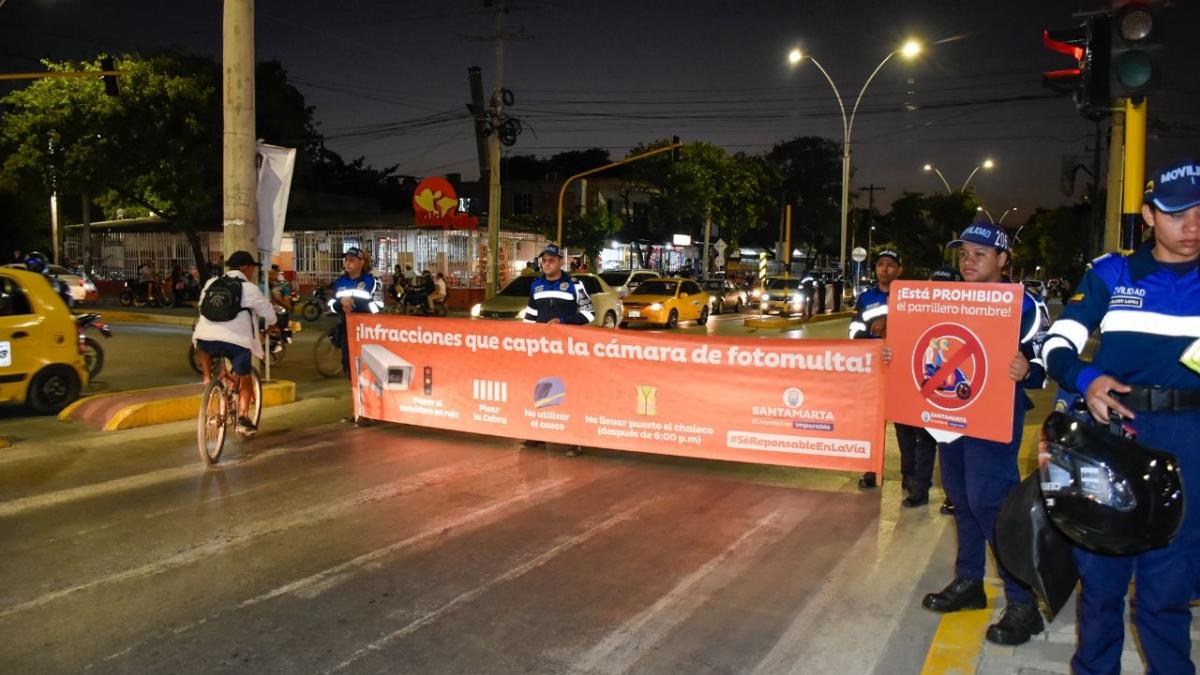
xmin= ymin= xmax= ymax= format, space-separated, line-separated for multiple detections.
xmin=792 ymin=293 xmax=803 ymax=305
xmin=470 ymin=303 xmax=482 ymax=317
xmin=708 ymin=296 xmax=715 ymax=305
xmin=649 ymin=303 xmax=663 ymax=311
xmin=751 ymin=289 xmax=762 ymax=300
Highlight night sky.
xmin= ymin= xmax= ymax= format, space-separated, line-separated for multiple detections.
xmin=3 ymin=0 xmax=1199 ymax=219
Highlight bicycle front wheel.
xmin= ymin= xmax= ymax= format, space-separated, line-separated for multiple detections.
xmin=248 ymin=368 xmax=263 ymax=429
xmin=197 ymin=379 xmax=228 ymax=465
xmin=314 ymin=336 xmax=343 ymax=378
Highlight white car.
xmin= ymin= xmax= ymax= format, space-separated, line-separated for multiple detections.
xmin=597 ymin=269 xmax=659 ymax=298
xmin=4 ymin=263 xmax=98 ymax=304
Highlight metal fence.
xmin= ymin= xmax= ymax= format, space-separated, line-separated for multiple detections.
xmin=63 ymin=231 xmax=223 ymax=280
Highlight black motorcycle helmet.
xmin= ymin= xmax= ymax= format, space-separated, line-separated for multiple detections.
xmin=1038 ymin=411 xmax=1185 ymax=556
xmin=24 ymin=251 xmax=49 ymax=275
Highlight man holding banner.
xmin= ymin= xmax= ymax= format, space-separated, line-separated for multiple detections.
xmin=850 ymin=250 xmax=937 ymax=508
xmin=917 ymin=222 xmax=1049 ymax=647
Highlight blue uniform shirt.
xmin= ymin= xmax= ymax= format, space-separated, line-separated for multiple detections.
xmin=329 ymin=272 xmax=384 ymax=316
xmin=849 ymin=285 xmax=889 ymax=339
xmin=524 ymin=273 xmax=594 ymax=325
xmin=1042 ymin=241 xmax=1200 ymax=394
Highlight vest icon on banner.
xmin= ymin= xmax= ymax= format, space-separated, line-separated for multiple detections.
xmin=636 ymin=385 xmax=657 ymax=415
xmin=413 ymin=177 xmax=479 ymax=230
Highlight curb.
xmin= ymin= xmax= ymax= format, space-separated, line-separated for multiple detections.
xmin=63 ymin=380 xmax=296 ymax=431
xmin=92 ymin=310 xmax=194 ymax=327
xmin=743 ymin=316 xmax=804 ymax=329
xmin=806 ymin=310 xmax=855 ymax=324
xmin=0 ymin=437 xmax=8 ymax=449
xmin=920 ymin=584 xmax=999 ymax=673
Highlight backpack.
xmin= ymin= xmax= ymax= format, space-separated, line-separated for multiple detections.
xmin=200 ymin=275 xmax=246 ymax=322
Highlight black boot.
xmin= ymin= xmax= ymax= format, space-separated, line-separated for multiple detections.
xmin=902 ymin=491 xmax=929 ymax=508
xmin=940 ymin=498 xmax=955 ymax=515
xmin=985 ymin=602 xmax=1044 ymax=646
xmin=922 ymin=578 xmax=987 ymax=613
xmin=857 ymin=472 xmax=877 ymax=489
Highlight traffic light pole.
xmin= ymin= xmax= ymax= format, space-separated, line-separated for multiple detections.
xmin=1121 ymin=98 xmax=1147 ymax=251
xmin=1103 ymin=104 xmax=1125 ymax=253
xmin=554 ymin=141 xmax=681 ymax=245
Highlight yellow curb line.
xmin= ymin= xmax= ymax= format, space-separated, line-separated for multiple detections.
xmin=58 ymin=382 xmax=201 ymax=421
xmin=103 ymin=380 xmax=295 ymax=431
xmin=920 ymin=584 xmax=999 ymax=674
xmin=743 ymin=317 xmax=804 ymax=329
xmin=806 ymin=310 xmax=855 ymax=324
xmin=0 ymin=437 xmax=8 ymax=449
xmin=94 ymin=310 xmax=194 ymax=327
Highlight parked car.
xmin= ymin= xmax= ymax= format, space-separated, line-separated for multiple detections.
xmin=759 ymin=276 xmax=807 ymax=317
xmin=597 ymin=269 xmax=659 ymax=298
xmin=470 ymin=273 xmax=623 ymax=328
xmin=4 ymin=263 xmax=98 ymax=304
xmin=700 ymin=278 xmax=745 ymax=314
xmin=0 ymin=267 xmax=89 ymax=414
xmin=621 ymin=278 xmax=709 ymax=329
xmin=1022 ymin=278 xmax=1046 ymax=299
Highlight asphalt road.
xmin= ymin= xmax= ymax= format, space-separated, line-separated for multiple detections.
xmin=0 ymin=311 xmax=970 ymax=675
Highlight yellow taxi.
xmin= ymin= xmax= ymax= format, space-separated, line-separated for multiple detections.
xmin=0 ymin=267 xmax=89 ymax=414
xmin=620 ymin=277 xmax=709 ymax=329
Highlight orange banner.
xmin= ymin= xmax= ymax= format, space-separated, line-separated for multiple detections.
xmin=346 ymin=314 xmax=884 ymax=473
xmin=885 ymin=281 xmax=1023 ymax=443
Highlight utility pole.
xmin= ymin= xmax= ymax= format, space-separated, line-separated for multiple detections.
xmin=222 ymin=0 xmax=257 ymax=261
xmin=859 ymin=183 xmax=886 ymax=252
xmin=485 ymin=2 xmax=504 ymax=298
xmin=1120 ymin=98 xmax=1146 ymax=251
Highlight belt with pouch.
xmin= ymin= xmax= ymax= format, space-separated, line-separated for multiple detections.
xmin=1116 ymin=385 xmax=1200 ymax=412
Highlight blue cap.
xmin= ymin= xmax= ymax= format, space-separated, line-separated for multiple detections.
xmin=540 ymin=243 xmax=564 ymax=258
xmin=343 ymin=246 xmax=364 ymax=259
xmin=948 ymin=222 xmax=1010 ymax=252
xmin=875 ymin=249 xmax=901 ymax=265
xmin=1145 ymin=159 xmax=1200 ymax=213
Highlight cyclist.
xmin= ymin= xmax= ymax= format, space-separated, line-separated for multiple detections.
xmin=192 ymin=250 xmax=278 ymax=436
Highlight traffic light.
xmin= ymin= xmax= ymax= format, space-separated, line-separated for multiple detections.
xmin=1110 ymin=1 xmax=1163 ymax=99
xmin=671 ymin=135 xmax=681 ymax=162
xmin=1043 ymin=16 xmax=1109 ymax=115
xmin=99 ymin=56 xmax=119 ymax=97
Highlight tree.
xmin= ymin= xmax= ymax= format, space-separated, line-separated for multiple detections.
xmin=1010 ymin=204 xmax=1092 ymax=283
xmin=765 ymin=136 xmax=843 ymax=255
xmin=562 ymin=203 xmax=621 ymax=270
xmin=874 ymin=191 xmax=979 ymax=277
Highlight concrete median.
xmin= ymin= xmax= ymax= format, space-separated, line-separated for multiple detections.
xmin=60 ymin=380 xmax=296 ymax=431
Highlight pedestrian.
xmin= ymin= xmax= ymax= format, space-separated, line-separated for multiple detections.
xmin=329 ymin=246 xmax=384 ymax=426
xmin=917 ymin=221 xmax=1049 ymax=646
xmin=405 ymin=264 xmax=419 ymax=290
xmin=1039 ymin=158 xmax=1200 ymax=673
xmin=522 ymin=243 xmax=595 ymax=456
xmin=851 ymin=250 xmax=937 ymax=507
xmin=427 ymin=272 xmax=447 ymax=313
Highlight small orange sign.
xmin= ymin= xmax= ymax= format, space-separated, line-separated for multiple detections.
xmin=412 ymin=176 xmax=478 ymax=229
xmin=886 ymin=281 xmax=1023 ymax=443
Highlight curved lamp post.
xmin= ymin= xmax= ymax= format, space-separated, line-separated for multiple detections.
xmin=923 ymin=158 xmax=994 ymax=194
xmin=788 ymin=38 xmax=922 ymax=284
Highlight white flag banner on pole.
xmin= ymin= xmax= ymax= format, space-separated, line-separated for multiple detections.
xmin=256 ymin=143 xmax=297 ymax=254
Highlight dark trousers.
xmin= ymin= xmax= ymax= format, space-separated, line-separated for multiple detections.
xmin=938 ymin=402 xmax=1032 ymax=605
xmin=338 ymin=320 xmax=350 ymax=379
xmin=895 ymin=423 xmax=936 ymax=494
xmin=1071 ymin=411 xmax=1200 ymax=675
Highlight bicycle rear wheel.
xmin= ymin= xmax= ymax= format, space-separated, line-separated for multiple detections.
xmin=314 ymin=335 xmax=343 ymax=378
xmin=197 ymin=379 xmax=228 ymax=464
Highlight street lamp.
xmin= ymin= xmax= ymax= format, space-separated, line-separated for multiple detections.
xmin=788 ymin=38 xmax=923 ymax=287
xmin=976 ymin=205 xmax=995 ymax=222
xmin=923 ymin=158 xmax=995 ymax=194
xmin=998 ymin=207 xmax=1018 ymax=224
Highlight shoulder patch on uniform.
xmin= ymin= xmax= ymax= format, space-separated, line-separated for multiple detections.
xmin=1069 ymin=293 xmax=1084 ymax=302
xmin=559 ymin=281 xmax=568 ymax=291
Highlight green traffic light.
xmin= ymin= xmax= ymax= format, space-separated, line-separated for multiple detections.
xmin=1115 ymin=51 xmax=1153 ymax=89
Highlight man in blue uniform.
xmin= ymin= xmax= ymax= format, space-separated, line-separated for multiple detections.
xmin=920 ymin=222 xmax=1049 ymax=646
xmin=523 ymin=243 xmax=594 ymax=326
xmin=523 ymin=243 xmax=593 ymax=455
xmin=329 ymin=247 xmax=384 ymax=425
xmin=850 ymin=250 xmax=937 ymax=506
xmin=1040 ymin=159 xmax=1200 ymax=674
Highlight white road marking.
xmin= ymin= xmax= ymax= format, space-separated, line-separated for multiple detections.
xmin=0 ymin=457 xmax=512 ymax=619
xmin=571 ymin=509 xmax=784 ymax=674
xmin=327 ymin=496 xmax=659 ymax=673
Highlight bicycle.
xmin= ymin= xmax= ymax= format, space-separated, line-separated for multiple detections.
xmin=314 ymin=324 xmax=344 ymax=378
xmin=196 ymin=356 xmax=263 ymax=465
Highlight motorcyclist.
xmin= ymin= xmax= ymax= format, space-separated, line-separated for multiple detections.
xmin=23 ymin=251 xmax=73 ymax=309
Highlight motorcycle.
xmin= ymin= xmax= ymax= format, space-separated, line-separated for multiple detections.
xmin=76 ymin=312 xmax=112 ymax=380
xmin=171 ymin=273 xmax=203 ymax=306
xmin=299 ymin=287 xmax=331 ymax=323
xmin=397 ymin=288 xmax=447 ymax=317
xmin=119 ymin=277 xmax=175 ymax=308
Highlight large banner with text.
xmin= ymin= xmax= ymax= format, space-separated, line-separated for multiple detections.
xmin=886 ymin=281 xmax=1023 ymax=443
xmin=346 ymin=314 xmax=885 ymax=473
